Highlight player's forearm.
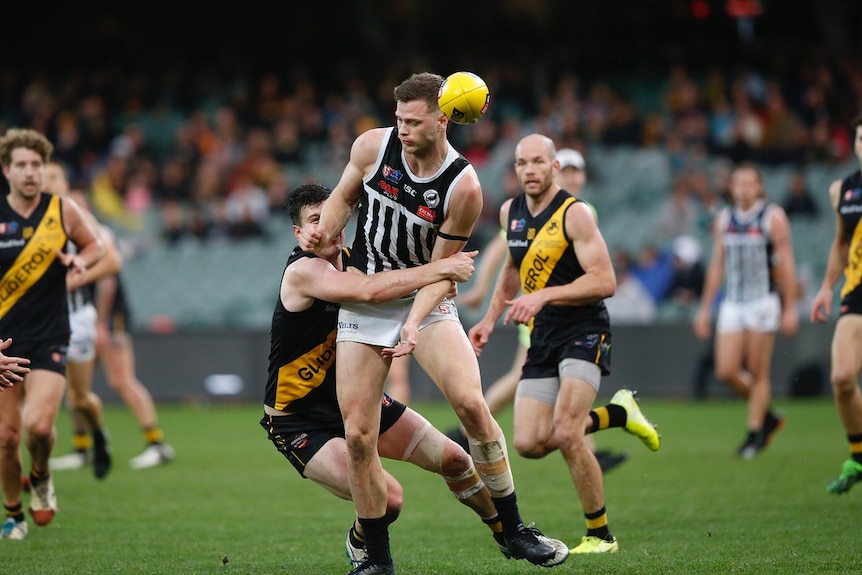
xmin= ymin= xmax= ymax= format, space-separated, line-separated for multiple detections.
xmin=820 ymin=241 xmax=847 ymax=291
xmin=318 ymin=194 xmax=356 ymax=244
xmin=402 ymin=280 xmax=451 ymax=330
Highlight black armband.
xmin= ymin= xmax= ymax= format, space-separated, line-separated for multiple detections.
xmin=436 ymin=230 xmax=469 ymax=242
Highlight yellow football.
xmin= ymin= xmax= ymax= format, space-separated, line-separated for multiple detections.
xmin=437 ymin=71 xmax=490 ymax=125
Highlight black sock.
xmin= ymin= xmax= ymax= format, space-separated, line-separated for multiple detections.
xmin=348 ymin=525 xmax=364 ymax=548
xmin=357 ymin=516 xmax=392 ymax=566
xmin=849 ymin=433 xmax=862 ymax=465
xmin=585 ymin=506 xmax=612 ymax=540
xmin=4 ymin=502 xmax=24 ymax=523
xmin=492 ymin=492 xmax=524 ymax=536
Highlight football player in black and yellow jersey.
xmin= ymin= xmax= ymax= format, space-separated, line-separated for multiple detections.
xmin=470 ymin=134 xmax=661 ymax=555
xmin=811 ymin=113 xmax=862 ymax=494
xmin=0 ymin=128 xmax=105 ymax=539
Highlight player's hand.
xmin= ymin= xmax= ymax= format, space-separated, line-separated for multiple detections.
xmin=810 ymin=288 xmax=832 ymax=323
xmin=467 ymin=320 xmax=493 ymax=356
xmin=780 ymin=307 xmax=799 ymax=336
xmin=382 ymin=326 xmax=418 ymax=359
xmin=444 ymin=250 xmax=478 ymax=283
xmin=298 ymin=224 xmax=324 ymax=252
xmin=503 ymin=292 xmax=544 ymax=327
xmin=0 ymin=338 xmax=30 ymax=389
xmin=693 ymin=308 xmax=711 ymax=340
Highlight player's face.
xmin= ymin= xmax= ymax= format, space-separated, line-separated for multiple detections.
xmin=514 ymin=143 xmax=556 ymax=198
xmin=3 ymin=148 xmax=44 ymax=200
xmin=730 ymin=167 xmax=762 ymax=209
xmin=395 ymin=100 xmax=442 ymax=157
xmin=556 ymin=166 xmax=586 ymax=195
xmin=296 ymin=202 xmax=342 ymax=259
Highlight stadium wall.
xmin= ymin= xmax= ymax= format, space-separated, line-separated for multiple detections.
xmin=91 ymin=322 xmax=834 ymax=404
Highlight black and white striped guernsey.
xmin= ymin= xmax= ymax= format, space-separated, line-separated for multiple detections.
xmin=348 ymin=127 xmax=472 ymax=274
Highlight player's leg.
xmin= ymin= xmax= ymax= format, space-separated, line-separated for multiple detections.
xmin=64 ymin=357 xmax=111 ymax=478
xmin=826 ymin=315 xmax=862 ymax=493
xmin=383 ymin=355 xmax=411 ymax=405
xmin=0 ymin=382 xmax=26 ymax=539
xmin=334 ymin=339 xmax=392 ymax=571
xmin=99 ymin=331 xmax=172 ymax=468
xmin=552 ymin=370 xmax=619 ymax=554
xmin=739 ymin=328 xmax=779 ymax=457
xmin=415 ymin=319 xmax=564 ymax=566
xmin=21 ymin=368 xmax=65 ymax=526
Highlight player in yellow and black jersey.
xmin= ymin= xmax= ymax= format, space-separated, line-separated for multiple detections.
xmin=0 ymin=128 xmax=105 ymax=540
xmin=811 ymin=112 xmax=862 ymax=494
xmin=470 ymin=134 xmax=661 ymax=555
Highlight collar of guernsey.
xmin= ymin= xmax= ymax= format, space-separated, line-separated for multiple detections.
xmin=0 ymin=194 xmax=66 ymax=318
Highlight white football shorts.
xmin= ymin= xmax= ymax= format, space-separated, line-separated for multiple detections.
xmin=68 ymin=303 xmax=98 ymax=362
xmin=716 ymin=292 xmax=781 ymax=333
xmin=336 ymin=297 xmax=461 ymax=347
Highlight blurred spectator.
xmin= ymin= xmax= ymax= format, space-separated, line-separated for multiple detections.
xmin=667 ymin=235 xmax=705 ymax=306
xmin=782 ymin=169 xmax=819 ymax=219
xmin=632 ymin=244 xmax=676 ymax=304
xmin=653 ymin=172 xmax=701 ymax=240
xmin=605 ymin=248 xmax=657 ymax=324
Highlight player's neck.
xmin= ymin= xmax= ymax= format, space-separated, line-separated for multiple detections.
xmin=525 ymin=186 xmax=559 ymax=216
xmin=404 ymin=143 xmax=447 ymax=178
xmin=7 ymin=189 xmax=41 ymax=217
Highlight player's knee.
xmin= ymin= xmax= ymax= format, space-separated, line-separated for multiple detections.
xmin=714 ymin=364 xmax=737 ymax=382
xmin=452 ymin=394 xmax=490 ymax=435
xmin=385 ymin=485 xmax=404 ymax=519
xmin=831 ymin=368 xmax=860 ymax=398
xmin=26 ymin=419 xmax=54 ymax=441
xmin=0 ymin=426 xmax=21 ymax=453
xmin=439 ymin=440 xmax=472 ymax=476
xmin=513 ymin=435 xmax=547 ymax=459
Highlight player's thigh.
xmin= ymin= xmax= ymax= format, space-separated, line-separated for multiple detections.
xmin=303 ymin=438 xmax=353 ymax=500
xmin=513 ymin=385 xmax=557 ymax=447
xmin=65 ymin=359 xmax=96 ymax=401
xmin=831 ymin=315 xmax=862 ymax=383
xmin=714 ymin=330 xmax=746 ymax=373
xmin=22 ymin=370 xmax=66 ymax=431
xmin=414 ymin=320 xmax=482 ymax=404
xmin=378 ymin=408 xmax=442 ymax=472
xmin=335 ymin=341 xmax=389 ymax=412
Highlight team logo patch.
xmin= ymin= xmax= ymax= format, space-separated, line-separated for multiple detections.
xmin=0 ymin=222 xmax=18 ymax=235
xmin=423 ymin=189 xmax=440 ymax=209
xmin=382 ymin=165 xmax=403 ymax=184
xmin=844 ymin=188 xmax=861 ymax=201
xmin=547 ymin=221 xmax=560 ymax=235
xmin=510 ymin=218 xmax=525 ymax=232
xmin=573 ymin=334 xmax=601 ymax=349
xmin=23 ymin=226 xmax=34 ymax=240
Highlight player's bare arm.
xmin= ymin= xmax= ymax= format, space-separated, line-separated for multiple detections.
xmin=300 ymin=129 xmax=388 ymax=251
xmin=766 ymin=205 xmax=799 ymax=335
xmin=811 ymin=179 xmax=849 ymax=322
xmin=694 ymin=210 xmax=728 ymax=339
xmin=503 ymin=201 xmax=614 ymax=326
xmin=282 ymin=251 xmax=477 ymax=313
xmin=58 ymin=196 xmax=105 ymax=273
xmin=468 ymin=199 xmax=521 ymax=354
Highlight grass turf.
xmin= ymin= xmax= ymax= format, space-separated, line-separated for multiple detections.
xmin=3 ymin=396 xmax=860 ymax=574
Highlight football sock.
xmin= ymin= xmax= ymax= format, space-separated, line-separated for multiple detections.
xmin=585 ymin=506 xmax=611 ymax=540
xmin=482 ymin=515 xmax=503 ymax=535
xmin=491 ymin=492 xmax=525 ymax=536
xmin=848 ymin=433 xmax=862 ymax=464
xmin=357 ymin=516 xmax=392 ymax=566
xmin=348 ymin=524 xmax=365 ymax=549
xmin=143 ymin=426 xmax=164 ymax=445
xmin=4 ymin=502 xmax=24 ymax=523
xmin=72 ymin=432 xmax=91 ymax=452
xmin=589 ymin=405 xmax=626 ymax=432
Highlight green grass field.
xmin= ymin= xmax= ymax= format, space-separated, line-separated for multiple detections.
xmin=4 ymin=396 xmax=861 ymax=575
